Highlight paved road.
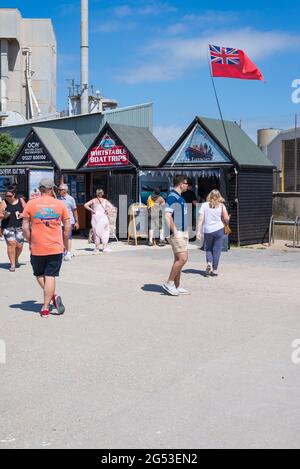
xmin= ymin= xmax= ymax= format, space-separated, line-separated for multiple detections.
xmin=0 ymin=240 xmax=299 ymax=449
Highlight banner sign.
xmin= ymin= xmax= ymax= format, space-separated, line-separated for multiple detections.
xmin=15 ymin=132 xmax=53 ymax=166
xmin=88 ymin=133 xmax=129 ymax=167
xmin=29 ymin=170 xmax=54 ymax=199
xmin=0 ymin=167 xmax=26 ymax=176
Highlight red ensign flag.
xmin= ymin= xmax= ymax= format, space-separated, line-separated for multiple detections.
xmin=209 ymin=44 xmax=264 ymax=81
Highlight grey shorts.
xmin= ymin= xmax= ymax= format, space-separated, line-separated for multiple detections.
xmin=3 ymin=227 xmax=25 ymax=244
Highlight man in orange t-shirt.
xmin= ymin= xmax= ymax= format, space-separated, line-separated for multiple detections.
xmin=23 ymin=179 xmax=70 ymax=318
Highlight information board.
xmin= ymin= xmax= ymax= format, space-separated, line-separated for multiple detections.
xmin=128 ymin=204 xmax=148 ymax=245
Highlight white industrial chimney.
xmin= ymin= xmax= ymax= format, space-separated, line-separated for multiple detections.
xmin=80 ymin=0 xmax=89 ymax=114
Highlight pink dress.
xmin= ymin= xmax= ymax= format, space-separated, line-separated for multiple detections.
xmin=91 ymin=199 xmax=112 ymax=246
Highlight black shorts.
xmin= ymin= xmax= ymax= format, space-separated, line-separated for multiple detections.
xmin=31 ymin=254 xmax=63 ymax=278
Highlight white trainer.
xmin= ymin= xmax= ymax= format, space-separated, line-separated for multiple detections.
xmin=103 ymin=247 xmax=112 ymax=253
xmin=162 ymin=282 xmax=179 ymax=296
xmin=64 ymin=252 xmax=72 ymax=261
xmin=177 ymin=287 xmax=190 ymax=295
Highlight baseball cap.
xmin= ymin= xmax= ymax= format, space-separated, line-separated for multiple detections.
xmin=39 ymin=178 xmax=55 ymax=189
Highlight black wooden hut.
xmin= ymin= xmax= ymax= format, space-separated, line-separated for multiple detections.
xmin=155 ymin=116 xmax=274 ymax=245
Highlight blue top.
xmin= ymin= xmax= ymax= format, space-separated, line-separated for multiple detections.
xmin=165 ymin=189 xmax=188 ymax=232
xmin=58 ymin=194 xmax=77 ymax=225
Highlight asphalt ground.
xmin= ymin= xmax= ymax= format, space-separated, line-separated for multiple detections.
xmin=0 ymin=239 xmax=299 ymax=449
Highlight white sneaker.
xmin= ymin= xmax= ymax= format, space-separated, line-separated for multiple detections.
xmin=177 ymin=287 xmax=190 ymax=295
xmin=162 ymin=282 xmax=179 ymax=296
xmin=103 ymin=247 xmax=112 ymax=253
xmin=64 ymin=252 xmax=72 ymax=261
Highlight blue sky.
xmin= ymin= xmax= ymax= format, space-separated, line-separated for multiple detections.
xmin=3 ymin=0 xmax=300 ymax=147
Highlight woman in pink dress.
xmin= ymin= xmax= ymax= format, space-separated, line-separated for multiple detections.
xmin=84 ymin=189 xmax=113 ymax=252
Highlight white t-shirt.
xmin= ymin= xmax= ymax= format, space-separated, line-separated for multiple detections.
xmin=199 ymin=202 xmax=224 ymax=234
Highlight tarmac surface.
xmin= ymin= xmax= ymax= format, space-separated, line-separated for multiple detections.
xmin=0 ymin=238 xmax=299 ymax=449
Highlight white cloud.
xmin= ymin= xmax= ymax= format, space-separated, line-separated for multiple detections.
xmin=59 ymin=3 xmax=79 ymax=17
xmin=121 ymin=28 xmax=300 ymax=84
xmin=114 ymin=5 xmax=133 ymax=17
xmin=154 ymin=125 xmax=184 ymax=149
xmin=114 ymin=2 xmax=177 ymax=17
xmin=166 ymin=11 xmax=239 ymax=35
xmin=92 ymin=21 xmax=136 ymax=33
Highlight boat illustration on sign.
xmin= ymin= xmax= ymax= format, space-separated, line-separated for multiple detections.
xmin=100 ymin=134 xmax=115 ymax=150
xmin=186 ymin=143 xmax=213 ymax=161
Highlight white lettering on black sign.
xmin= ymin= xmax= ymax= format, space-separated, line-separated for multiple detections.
xmin=16 ymin=136 xmax=53 ymax=165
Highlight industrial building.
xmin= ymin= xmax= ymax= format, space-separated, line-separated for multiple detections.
xmin=0 ymin=102 xmax=153 ymax=148
xmin=258 ymin=127 xmax=300 ymax=192
xmin=0 ymin=8 xmax=56 ymax=125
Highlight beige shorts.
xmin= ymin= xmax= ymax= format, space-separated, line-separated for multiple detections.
xmin=168 ymin=231 xmax=189 ymax=255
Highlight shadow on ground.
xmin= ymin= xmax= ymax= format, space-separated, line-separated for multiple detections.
xmin=183 ymin=269 xmax=208 ymax=277
xmin=141 ymin=284 xmax=166 ymax=295
xmin=0 ymin=263 xmax=27 ymax=271
xmin=10 ymin=300 xmax=42 ymax=314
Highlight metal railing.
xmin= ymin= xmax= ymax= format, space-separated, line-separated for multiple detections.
xmin=269 ymin=216 xmax=300 ymax=247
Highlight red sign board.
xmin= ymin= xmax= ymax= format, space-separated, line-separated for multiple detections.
xmin=87 ymin=134 xmax=129 ymax=167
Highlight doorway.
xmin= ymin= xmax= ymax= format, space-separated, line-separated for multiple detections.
xmin=91 ymin=172 xmax=108 ymax=199
xmin=197 ymin=175 xmax=220 ymax=202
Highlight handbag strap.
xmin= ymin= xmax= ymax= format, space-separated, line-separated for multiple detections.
xmin=97 ymin=197 xmax=106 ymax=211
xmin=221 ymin=204 xmax=228 ymax=226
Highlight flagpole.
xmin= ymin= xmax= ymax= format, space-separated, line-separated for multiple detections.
xmin=207 ymin=47 xmax=241 ymax=247
xmin=207 ymin=51 xmax=234 ymax=158
xmin=294 ymin=113 xmax=298 ymax=192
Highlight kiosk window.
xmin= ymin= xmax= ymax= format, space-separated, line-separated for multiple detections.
xmin=140 ymin=176 xmax=170 ymax=205
xmin=64 ymin=175 xmax=86 ymax=204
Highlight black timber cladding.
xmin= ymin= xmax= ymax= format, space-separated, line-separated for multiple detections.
xmin=283 ymin=138 xmax=300 ymax=191
xmin=235 ymin=168 xmax=273 ymax=245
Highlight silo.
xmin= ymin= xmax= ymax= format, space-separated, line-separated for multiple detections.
xmin=0 ymin=8 xmax=56 ymax=124
xmin=257 ymin=128 xmax=282 ymax=155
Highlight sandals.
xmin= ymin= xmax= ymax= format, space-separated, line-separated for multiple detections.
xmin=9 ymin=266 xmax=15 ymax=272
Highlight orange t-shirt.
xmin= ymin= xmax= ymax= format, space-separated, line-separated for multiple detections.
xmin=23 ymin=195 xmax=70 ymax=256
